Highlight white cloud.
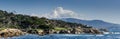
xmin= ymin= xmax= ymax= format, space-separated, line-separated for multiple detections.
xmin=52 ymin=7 xmax=77 ymax=18
xmin=31 ymin=7 xmax=80 ymax=19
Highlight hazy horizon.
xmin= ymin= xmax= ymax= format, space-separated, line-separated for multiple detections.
xmin=0 ymin=0 xmax=120 ymax=24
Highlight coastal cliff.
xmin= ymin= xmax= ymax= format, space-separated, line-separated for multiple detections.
xmin=0 ymin=10 xmax=106 ymax=37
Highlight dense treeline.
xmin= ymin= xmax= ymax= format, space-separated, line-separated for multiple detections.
xmin=0 ymin=10 xmax=92 ymax=30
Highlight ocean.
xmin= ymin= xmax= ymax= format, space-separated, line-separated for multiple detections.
xmin=1 ymin=32 xmax=120 ymax=39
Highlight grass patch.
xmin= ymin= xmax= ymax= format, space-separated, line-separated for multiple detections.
xmin=36 ymin=29 xmax=43 ymax=31
xmin=54 ymin=27 xmax=68 ymax=31
xmin=0 ymin=28 xmax=6 ymax=31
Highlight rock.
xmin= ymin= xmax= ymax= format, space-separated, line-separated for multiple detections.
xmin=71 ymin=28 xmax=82 ymax=34
xmin=0 ymin=28 xmax=24 ymax=37
xmin=53 ymin=31 xmax=59 ymax=34
xmin=42 ymin=29 xmax=55 ymax=35
xmin=38 ymin=30 xmax=44 ymax=36
xmin=42 ymin=29 xmax=50 ymax=35
xmin=27 ymin=30 xmax=38 ymax=34
xmin=59 ymin=30 xmax=70 ymax=34
xmin=91 ymin=28 xmax=103 ymax=34
xmin=99 ymin=28 xmax=108 ymax=32
xmin=83 ymin=28 xmax=103 ymax=34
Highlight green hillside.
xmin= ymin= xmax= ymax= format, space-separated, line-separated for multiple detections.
xmin=0 ymin=10 xmax=92 ymax=30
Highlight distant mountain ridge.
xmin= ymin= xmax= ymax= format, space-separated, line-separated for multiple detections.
xmin=60 ymin=18 xmax=120 ymax=32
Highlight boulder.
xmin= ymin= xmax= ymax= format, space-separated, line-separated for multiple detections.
xmin=27 ymin=30 xmax=38 ymax=34
xmin=83 ymin=28 xmax=103 ymax=34
xmin=38 ymin=30 xmax=44 ymax=36
xmin=71 ymin=28 xmax=82 ymax=34
xmin=59 ymin=30 xmax=70 ymax=34
xmin=0 ymin=28 xmax=24 ymax=37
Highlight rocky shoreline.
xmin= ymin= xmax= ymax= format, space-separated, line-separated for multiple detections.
xmin=0 ymin=28 xmax=104 ymax=37
xmin=0 ymin=10 xmax=107 ymax=37
xmin=0 ymin=29 xmax=25 ymax=37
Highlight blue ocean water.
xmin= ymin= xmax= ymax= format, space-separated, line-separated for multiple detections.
xmin=1 ymin=32 xmax=120 ymax=39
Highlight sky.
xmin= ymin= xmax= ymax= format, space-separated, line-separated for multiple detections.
xmin=0 ymin=0 xmax=120 ymax=24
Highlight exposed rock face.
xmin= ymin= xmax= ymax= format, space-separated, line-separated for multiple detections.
xmin=0 ymin=28 xmax=103 ymax=37
xmin=0 ymin=29 xmax=24 ymax=37
xmin=38 ymin=28 xmax=103 ymax=35
xmin=71 ymin=27 xmax=83 ymax=34
xmin=37 ymin=27 xmax=103 ymax=35
xmin=99 ymin=28 xmax=108 ymax=32
xmin=41 ymin=29 xmax=56 ymax=35
xmin=59 ymin=30 xmax=70 ymax=34
xmin=27 ymin=30 xmax=38 ymax=34
xmin=83 ymin=28 xmax=103 ymax=34
xmin=38 ymin=30 xmax=44 ymax=36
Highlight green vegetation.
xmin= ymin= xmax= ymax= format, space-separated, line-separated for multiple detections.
xmin=0 ymin=28 xmax=6 ymax=31
xmin=0 ymin=10 xmax=92 ymax=31
xmin=54 ymin=27 xmax=68 ymax=31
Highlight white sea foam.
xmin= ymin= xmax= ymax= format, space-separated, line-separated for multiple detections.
xmin=0 ymin=34 xmax=120 ymax=39
xmin=111 ymin=32 xmax=120 ymax=34
xmin=95 ymin=34 xmax=104 ymax=36
xmin=49 ymin=34 xmax=95 ymax=37
xmin=103 ymin=32 xmax=110 ymax=34
xmin=103 ymin=32 xmax=120 ymax=34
